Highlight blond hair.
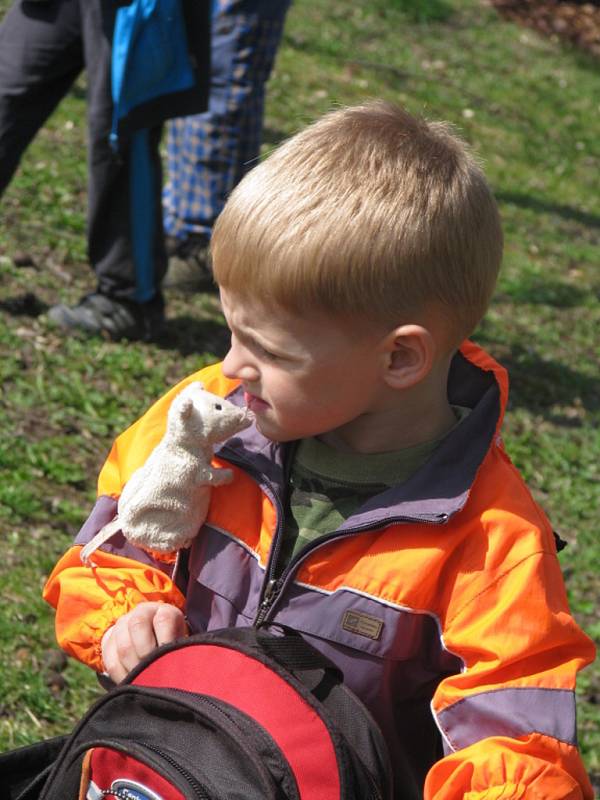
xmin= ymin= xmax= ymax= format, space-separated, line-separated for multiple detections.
xmin=212 ymin=101 xmax=503 ymax=345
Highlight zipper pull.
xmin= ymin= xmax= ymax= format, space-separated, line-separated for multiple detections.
xmin=261 ymin=578 xmax=279 ymax=612
xmin=255 ymin=577 xmax=282 ymax=625
xmin=263 ymin=578 xmax=277 ymax=603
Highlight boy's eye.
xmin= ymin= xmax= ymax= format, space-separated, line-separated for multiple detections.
xmin=258 ymin=344 xmax=281 ymax=361
xmin=253 ymin=341 xmax=279 ymax=360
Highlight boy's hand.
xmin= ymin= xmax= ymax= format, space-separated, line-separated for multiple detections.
xmin=101 ymin=602 xmax=188 ymax=683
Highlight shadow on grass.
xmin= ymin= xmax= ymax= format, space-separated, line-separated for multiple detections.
xmin=0 ymin=292 xmax=48 ymax=316
xmin=156 ymin=315 xmax=230 ymax=359
xmin=477 ymin=339 xmax=599 ymax=422
xmin=497 ymin=191 xmax=600 ymax=231
xmin=386 ymin=0 xmax=453 ymax=23
xmin=496 ymin=277 xmax=590 ymax=308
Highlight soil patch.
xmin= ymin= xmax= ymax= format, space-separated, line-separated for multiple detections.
xmin=491 ymin=0 xmax=600 ymax=58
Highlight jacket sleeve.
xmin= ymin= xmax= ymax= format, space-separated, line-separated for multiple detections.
xmin=43 ymin=546 xmax=186 ymax=672
xmin=425 ymin=548 xmax=595 ymax=799
xmin=43 ymin=363 xmax=238 ymax=672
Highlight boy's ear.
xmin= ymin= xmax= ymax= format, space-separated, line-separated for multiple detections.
xmin=381 ymin=324 xmax=435 ymax=389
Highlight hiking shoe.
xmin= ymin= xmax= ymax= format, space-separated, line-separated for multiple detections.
xmin=163 ymin=235 xmax=214 ymax=292
xmin=47 ymin=292 xmax=165 ymax=341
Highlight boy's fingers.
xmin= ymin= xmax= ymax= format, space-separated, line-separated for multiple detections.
xmin=127 ymin=607 xmax=162 ymax=662
xmin=101 ymin=603 xmax=185 ymax=683
xmin=110 ymin=603 xmax=160 ymax=677
xmin=105 ymin=656 xmax=128 ymax=685
xmin=152 ymin=604 xmax=187 ymax=646
xmin=102 ymin=625 xmax=131 ymax=683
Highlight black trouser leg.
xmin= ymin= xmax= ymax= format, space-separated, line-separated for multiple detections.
xmin=0 ymin=0 xmax=82 ymax=195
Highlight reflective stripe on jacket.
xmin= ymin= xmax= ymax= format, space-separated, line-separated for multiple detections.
xmin=43 ymin=340 xmax=595 ymax=798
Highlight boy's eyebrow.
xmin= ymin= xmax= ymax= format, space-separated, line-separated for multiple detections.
xmin=230 ymin=320 xmax=286 ymax=355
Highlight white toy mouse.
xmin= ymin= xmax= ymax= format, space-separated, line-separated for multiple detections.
xmin=80 ymin=382 xmax=253 ymax=565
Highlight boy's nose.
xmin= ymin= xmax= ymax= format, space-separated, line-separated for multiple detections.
xmin=222 ymin=346 xmax=259 ymax=383
xmin=221 ymin=347 xmax=238 ymax=378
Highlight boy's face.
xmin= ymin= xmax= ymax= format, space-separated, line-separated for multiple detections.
xmin=220 ymin=288 xmax=388 ymax=444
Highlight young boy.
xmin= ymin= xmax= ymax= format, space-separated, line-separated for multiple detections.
xmin=43 ymin=101 xmax=595 ymax=798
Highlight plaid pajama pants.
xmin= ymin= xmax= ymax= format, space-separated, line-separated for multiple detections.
xmin=163 ymin=0 xmax=291 ymax=241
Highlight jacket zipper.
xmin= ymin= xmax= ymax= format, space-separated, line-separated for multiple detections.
xmin=254 ymin=576 xmax=284 ymax=626
xmin=253 ymin=512 xmax=449 ymax=626
xmin=219 ymin=445 xmax=288 ymax=624
xmin=219 ymin=444 xmax=449 ymax=626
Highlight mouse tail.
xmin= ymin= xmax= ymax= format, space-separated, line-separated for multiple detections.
xmin=79 ymin=517 xmax=122 ymax=566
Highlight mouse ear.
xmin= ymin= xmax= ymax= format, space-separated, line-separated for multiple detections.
xmin=179 ymin=397 xmax=194 ymax=418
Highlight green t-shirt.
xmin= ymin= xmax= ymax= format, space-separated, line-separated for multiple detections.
xmin=276 ymin=407 xmax=470 ymax=574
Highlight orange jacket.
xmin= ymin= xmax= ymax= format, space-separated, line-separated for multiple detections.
xmin=44 ymin=341 xmax=595 ymax=798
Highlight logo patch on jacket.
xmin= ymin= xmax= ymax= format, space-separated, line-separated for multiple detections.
xmin=342 ymin=610 xmax=383 ymax=641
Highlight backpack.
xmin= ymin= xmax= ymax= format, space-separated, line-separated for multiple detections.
xmin=1 ymin=626 xmax=393 ymax=800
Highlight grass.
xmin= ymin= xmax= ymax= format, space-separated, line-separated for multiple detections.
xmin=1 ymin=0 xmax=598 ymax=782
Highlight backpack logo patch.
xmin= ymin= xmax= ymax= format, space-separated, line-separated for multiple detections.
xmin=342 ymin=610 xmax=383 ymax=641
xmin=87 ymin=778 xmax=165 ymax=800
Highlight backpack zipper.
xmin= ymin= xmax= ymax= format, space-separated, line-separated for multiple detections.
xmin=139 ymin=741 xmax=212 ymax=799
xmin=79 ymin=738 xmax=211 ymax=800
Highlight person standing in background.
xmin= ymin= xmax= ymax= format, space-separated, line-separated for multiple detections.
xmin=0 ymin=0 xmax=210 ymax=340
xmin=163 ymin=0 xmax=291 ymax=291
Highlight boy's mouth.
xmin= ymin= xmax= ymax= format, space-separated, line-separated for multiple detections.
xmin=244 ymin=390 xmax=269 ymax=413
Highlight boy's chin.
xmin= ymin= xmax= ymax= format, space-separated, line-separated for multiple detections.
xmin=254 ymin=418 xmax=300 ymax=443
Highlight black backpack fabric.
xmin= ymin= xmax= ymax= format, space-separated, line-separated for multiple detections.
xmin=0 ymin=626 xmax=392 ymax=800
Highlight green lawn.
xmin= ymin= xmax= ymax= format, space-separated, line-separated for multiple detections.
xmin=0 ymin=0 xmax=598 ymax=783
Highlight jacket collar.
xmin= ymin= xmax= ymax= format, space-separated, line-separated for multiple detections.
xmin=217 ymin=341 xmax=507 ymax=528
